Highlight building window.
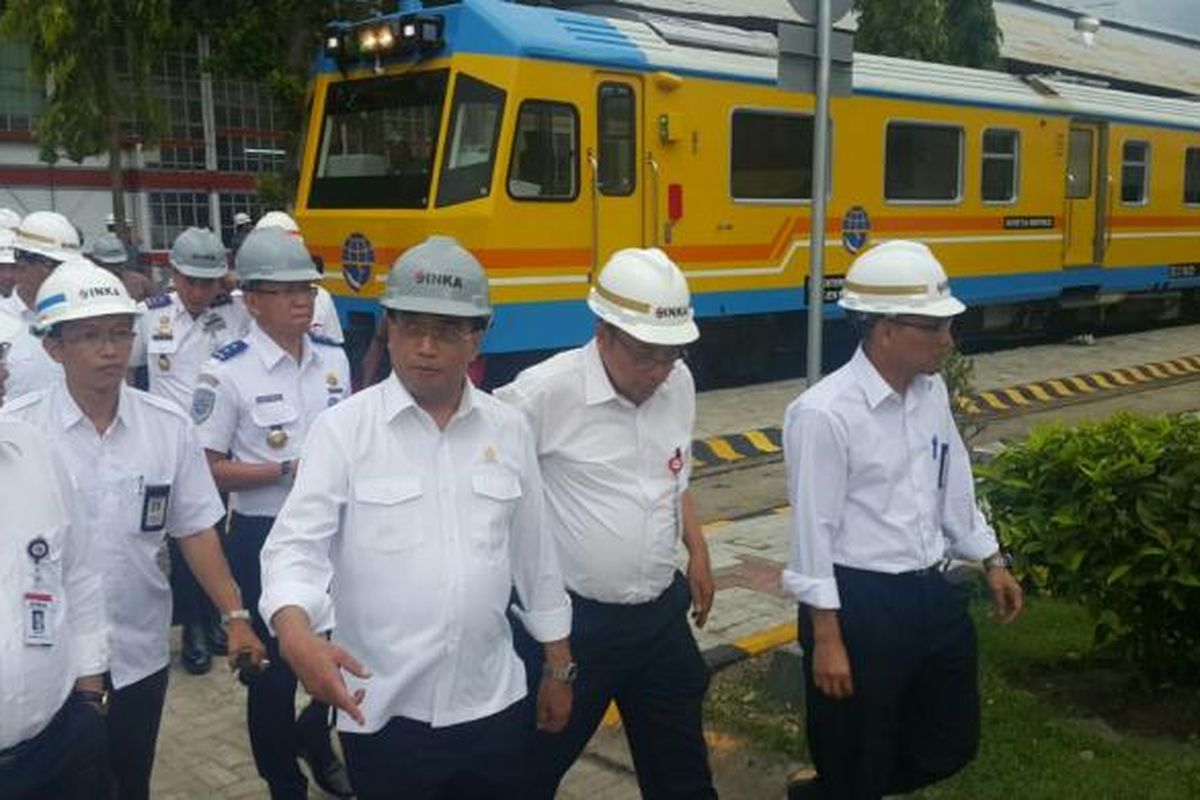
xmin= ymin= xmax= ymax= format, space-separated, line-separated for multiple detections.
xmin=1121 ymin=141 xmax=1149 ymax=204
xmin=1185 ymin=149 xmax=1200 ymax=205
xmin=214 ymin=78 xmax=287 ymax=173
xmin=981 ymin=129 xmax=1019 ymax=203
xmin=0 ymin=43 xmax=43 ymax=132
xmin=144 ymin=50 xmax=206 ymax=170
xmin=730 ymin=111 xmax=816 ymax=201
xmin=598 ymin=83 xmax=636 ymax=197
xmin=149 ymin=191 xmax=211 ymax=250
xmin=885 ymin=122 xmax=962 ymax=202
xmin=507 ymin=100 xmax=578 ymax=201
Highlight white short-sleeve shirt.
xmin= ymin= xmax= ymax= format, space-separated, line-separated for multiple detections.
xmin=192 ymin=323 xmax=351 ymax=518
xmin=0 ymin=293 xmax=63 ymax=402
xmin=3 ymin=384 xmax=225 ymax=688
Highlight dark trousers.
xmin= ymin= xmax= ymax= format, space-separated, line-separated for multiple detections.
xmin=515 ymin=571 xmax=716 ymax=800
xmin=228 ymin=512 xmax=330 ymax=800
xmin=106 ymin=666 xmax=169 ymax=800
xmin=0 ymin=693 xmax=107 ymax=800
xmin=340 ymin=699 xmax=528 ymax=800
xmin=798 ymin=565 xmax=980 ymax=800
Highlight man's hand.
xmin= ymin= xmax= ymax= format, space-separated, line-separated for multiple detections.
xmin=809 ymin=608 xmax=853 ymax=699
xmin=276 ymin=609 xmax=371 ymax=726
xmin=536 ymin=677 xmax=572 ymax=733
xmin=986 ymin=566 xmax=1023 ymax=624
xmin=224 ymin=619 xmax=267 ymax=672
xmin=687 ymin=546 xmax=715 ymax=628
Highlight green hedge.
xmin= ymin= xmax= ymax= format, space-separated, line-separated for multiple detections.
xmin=977 ymin=412 xmax=1200 ymax=682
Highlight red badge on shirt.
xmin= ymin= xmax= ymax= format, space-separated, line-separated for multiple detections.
xmin=668 ymin=447 xmax=683 ymax=475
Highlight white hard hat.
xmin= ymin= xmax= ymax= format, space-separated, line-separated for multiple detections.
xmin=382 ymin=236 xmax=490 ymax=318
xmin=235 ymin=227 xmax=320 ymax=283
xmin=0 ymin=310 xmax=20 ymax=345
xmin=88 ymin=233 xmax=128 ymax=266
xmin=233 ymin=212 xmax=252 ymax=227
xmin=255 ymin=211 xmax=300 ymax=235
xmin=15 ymin=211 xmax=82 ymax=261
xmin=33 ymin=258 xmax=140 ymax=334
xmin=104 ymin=212 xmax=116 ymax=226
xmin=837 ymin=240 xmax=965 ymax=318
xmin=0 ymin=208 xmax=22 ymax=230
xmin=587 ymin=248 xmax=699 ymax=346
xmin=170 ymin=227 xmax=228 ymax=278
xmin=0 ymin=229 xmax=14 ymax=265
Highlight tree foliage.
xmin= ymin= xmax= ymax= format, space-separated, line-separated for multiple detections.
xmin=853 ymin=0 xmax=1002 ymax=70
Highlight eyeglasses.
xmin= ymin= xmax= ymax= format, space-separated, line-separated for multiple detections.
xmin=392 ymin=313 xmax=477 ymax=343
xmin=245 ymin=283 xmax=318 ymax=297
xmin=888 ymin=316 xmax=953 ymax=335
xmin=612 ymin=328 xmax=686 ymax=367
xmin=59 ymin=328 xmax=136 ymax=348
xmin=14 ymin=251 xmax=61 ymax=270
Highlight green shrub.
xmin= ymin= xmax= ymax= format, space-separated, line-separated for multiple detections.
xmin=976 ymin=412 xmax=1200 ymax=682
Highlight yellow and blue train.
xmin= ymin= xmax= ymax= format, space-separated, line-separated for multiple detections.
xmin=295 ymin=0 xmax=1200 ymax=382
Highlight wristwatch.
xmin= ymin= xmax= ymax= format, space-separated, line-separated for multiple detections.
xmin=983 ymin=551 xmax=1013 ymax=572
xmin=75 ymin=689 xmax=109 ymax=715
xmin=279 ymin=459 xmax=294 ymax=479
xmin=221 ymin=608 xmax=252 ymax=626
xmin=543 ymin=661 xmax=579 ymax=684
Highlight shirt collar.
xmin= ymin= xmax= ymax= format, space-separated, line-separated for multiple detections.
xmin=582 ymin=338 xmax=620 ymax=406
xmin=54 ymin=381 xmax=133 ymax=433
xmin=850 ymin=346 xmax=900 ymax=410
xmin=381 ymin=371 xmax=478 ymax=424
xmin=249 ymin=322 xmax=313 ymax=371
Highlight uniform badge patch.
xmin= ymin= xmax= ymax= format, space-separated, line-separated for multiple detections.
xmin=192 ymin=387 xmax=216 ymax=424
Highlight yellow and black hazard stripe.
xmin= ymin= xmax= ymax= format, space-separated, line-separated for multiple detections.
xmin=958 ymin=353 xmax=1200 ymax=417
xmin=691 ymin=427 xmax=782 ymax=469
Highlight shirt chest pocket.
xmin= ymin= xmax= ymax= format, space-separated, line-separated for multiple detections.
xmin=469 ymin=469 xmax=522 ymax=560
xmin=147 ymin=336 xmax=178 ymax=355
xmin=353 ymin=475 xmax=425 ymax=552
xmin=250 ymin=400 xmax=300 ymax=450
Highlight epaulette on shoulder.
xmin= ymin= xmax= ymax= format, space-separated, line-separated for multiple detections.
xmin=308 ymin=333 xmax=340 ymax=348
xmin=214 ymin=339 xmax=248 ymax=361
xmin=210 ymin=294 xmax=232 ymax=308
xmin=145 ymin=294 xmax=173 ymax=310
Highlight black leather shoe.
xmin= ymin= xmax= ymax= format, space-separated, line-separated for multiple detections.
xmin=298 ymin=745 xmax=354 ymax=798
xmin=207 ymin=620 xmax=228 ymax=656
xmin=181 ymin=622 xmax=212 ymax=675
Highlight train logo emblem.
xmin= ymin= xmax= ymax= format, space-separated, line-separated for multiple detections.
xmin=841 ymin=206 xmax=871 ymax=254
xmin=341 ymin=233 xmax=375 ymax=293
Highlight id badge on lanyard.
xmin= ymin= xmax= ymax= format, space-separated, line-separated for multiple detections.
xmin=668 ymin=447 xmax=684 ymax=539
xmin=23 ymin=536 xmax=56 ymax=646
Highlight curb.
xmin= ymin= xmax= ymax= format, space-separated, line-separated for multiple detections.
xmin=690 ymin=352 xmax=1200 ymax=470
xmin=702 ymin=621 xmax=798 ymax=672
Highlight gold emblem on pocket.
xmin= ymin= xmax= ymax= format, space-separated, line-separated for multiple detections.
xmin=266 ymin=428 xmax=288 ymax=449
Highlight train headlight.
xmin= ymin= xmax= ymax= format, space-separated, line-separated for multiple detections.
xmin=377 ymin=27 xmax=395 ymax=49
xmin=359 ymin=29 xmax=378 ymax=52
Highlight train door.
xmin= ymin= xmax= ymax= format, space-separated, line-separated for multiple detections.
xmin=1063 ymin=122 xmax=1107 ymax=266
xmin=590 ymin=76 xmax=644 ymax=275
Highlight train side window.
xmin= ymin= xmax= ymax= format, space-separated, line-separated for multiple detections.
xmin=730 ymin=111 xmax=816 ymax=201
xmin=981 ymin=129 xmax=1019 ymax=203
xmin=507 ymin=101 xmax=579 ymax=201
xmin=885 ymin=122 xmax=962 ymax=203
xmin=1120 ymin=141 xmax=1150 ymax=205
xmin=436 ymin=73 xmax=506 ymax=208
xmin=598 ymin=83 xmax=636 ymax=197
xmin=1183 ymin=148 xmax=1200 ymax=205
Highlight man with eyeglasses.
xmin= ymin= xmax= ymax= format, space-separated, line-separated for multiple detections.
xmin=2 ymin=258 xmax=265 ymax=800
xmin=2 ymin=210 xmax=81 ymax=401
xmin=496 ymin=247 xmax=717 ymax=800
xmin=191 ymin=225 xmax=353 ymax=800
xmin=128 ymin=228 xmax=252 ymax=677
xmin=259 ymin=235 xmax=574 ymax=800
xmin=782 ymin=240 xmax=1023 ymax=800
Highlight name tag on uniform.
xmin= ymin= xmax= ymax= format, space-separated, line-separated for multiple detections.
xmin=24 ymin=591 xmax=56 ymax=646
xmin=141 ymin=484 xmax=171 ymax=532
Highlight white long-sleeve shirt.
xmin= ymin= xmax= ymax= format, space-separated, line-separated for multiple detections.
xmin=782 ymin=347 xmax=999 ymax=609
xmin=494 ymin=340 xmax=695 ymax=604
xmin=259 ymin=374 xmax=571 ymax=733
xmin=0 ymin=419 xmax=107 ymax=750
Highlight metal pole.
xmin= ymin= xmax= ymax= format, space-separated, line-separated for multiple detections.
xmin=805 ymin=0 xmax=832 ymax=386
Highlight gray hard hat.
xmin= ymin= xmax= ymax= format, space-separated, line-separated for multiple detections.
xmin=170 ymin=227 xmax=228 ymax=279
xmin=381 ymin=235 xmax=490 ymax=318
xmin=234 ymin=227 xmax=320 ymax=283
xmin=89 ymin=232 xmax=129 ymax=266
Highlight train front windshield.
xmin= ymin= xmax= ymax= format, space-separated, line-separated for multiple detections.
xmin=309 ymin=69 xmax=449 ymax=209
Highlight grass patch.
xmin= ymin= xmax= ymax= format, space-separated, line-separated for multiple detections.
xmin=705 ymin=596 xmax=1200 ymax=799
